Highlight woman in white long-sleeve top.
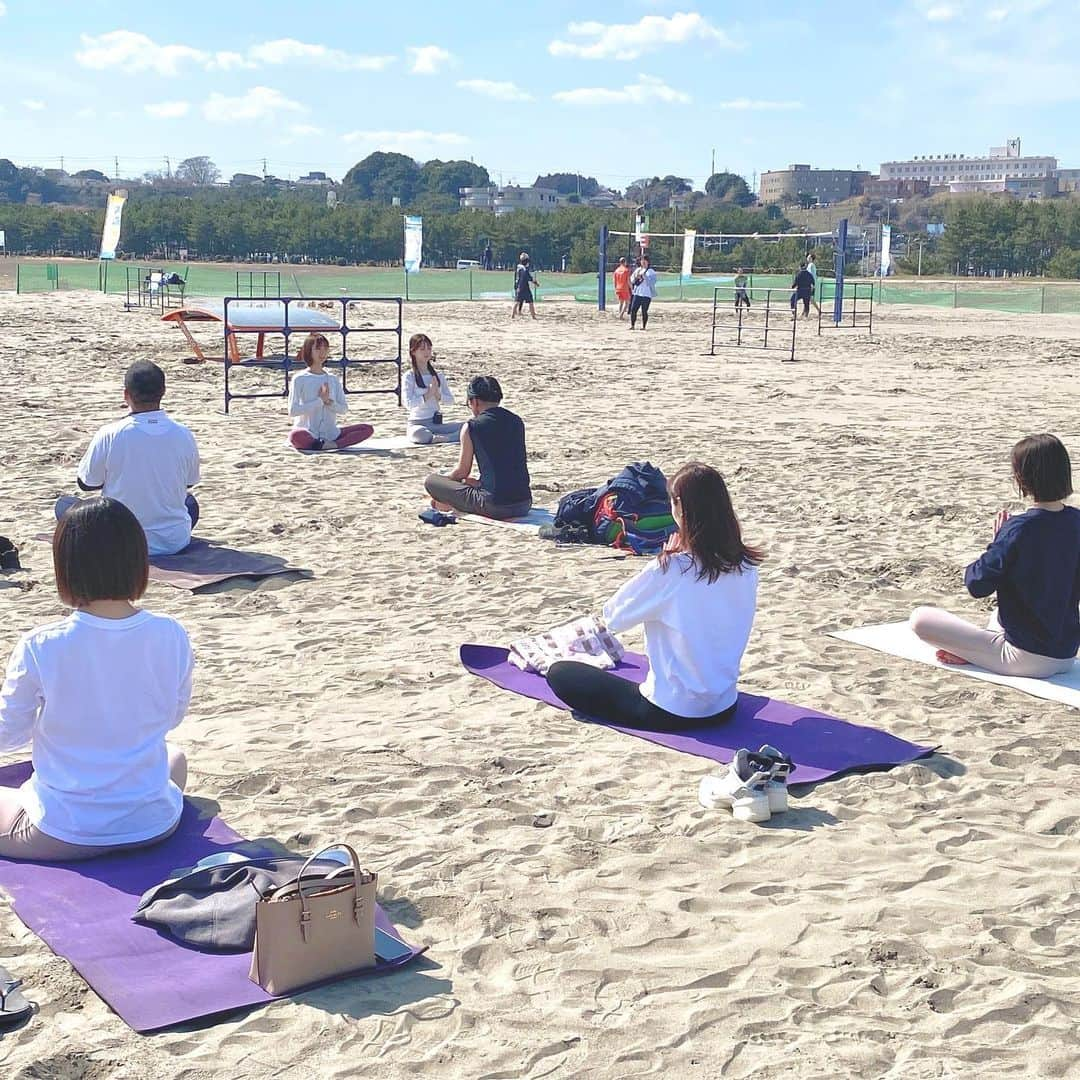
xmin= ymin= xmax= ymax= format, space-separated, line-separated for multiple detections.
xmin=545 ymin=462 xmax=762 ymax=731
xmin=288 ymin=334 xmax=374 ymax=452
xmin=404 ymin=333 xmax=462 ymax=445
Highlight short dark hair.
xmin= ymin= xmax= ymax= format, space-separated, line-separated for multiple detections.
xmin=1011 ymin=434 xmax=1072 ymax=502
xmin=124 ymin=361 xmax=166 ymax=406
xmin=466 ymin=375 xmax=503 ymax=404
xmin=54 ymin=498 xmax=149 ymax=607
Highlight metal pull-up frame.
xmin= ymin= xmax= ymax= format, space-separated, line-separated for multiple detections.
xmin=221 ymin=296 xmax=402 ymax=414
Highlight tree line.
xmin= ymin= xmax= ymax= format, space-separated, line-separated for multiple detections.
xmin=0 ymin=187 xmax=801 ymax=272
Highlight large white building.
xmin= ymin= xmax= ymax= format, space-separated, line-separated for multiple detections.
xmin=880 ymin=139 xmax=1057 ymax=190
xmin=459 ymin=185 xmax=562 ymax=215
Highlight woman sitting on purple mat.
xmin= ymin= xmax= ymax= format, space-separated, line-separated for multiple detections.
xmin=0 ymin=499 xmax=191 ymax=861
xmin=910 ymin=434 xmax=1080 ymax=677
xmin=545 ymin=462 xmax=762 ymax=732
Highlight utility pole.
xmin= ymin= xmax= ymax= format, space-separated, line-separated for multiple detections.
xmin=114 ymin=156 xmax=120 ymax=179
xmin=710 ymin=148 xmax=715 ymax=180
xmin=262 ymin=157 xmax=268 ymax=179
xmin=164 ymin=155 xmax=171 ymax=177
xmin=59 ymin=155 xmax=64 ymax=173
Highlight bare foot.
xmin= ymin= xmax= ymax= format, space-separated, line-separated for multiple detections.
xmin=936 ymin=649 xmax=970 ymax=666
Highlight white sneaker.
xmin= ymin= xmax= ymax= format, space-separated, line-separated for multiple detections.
xmin=751 ymin=745 xmax=794 ymax=814
xmin=698 ymin=749 xmax=773 ymax=823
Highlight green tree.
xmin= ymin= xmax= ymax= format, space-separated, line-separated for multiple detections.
xmin=1046 ymin=247 xmax=1080 ymax=279
xmin=342 ymin=152 xmax=421 ymax=204
xmin=175 ymin=156 xmax=221 ymax=186
xmin=704 ymin=172 xmax=754 ymax=206
xmin=534 ymin=173 xmax=601 ymax=197
xmin=420 ymin=159 xmax=489 ymax=198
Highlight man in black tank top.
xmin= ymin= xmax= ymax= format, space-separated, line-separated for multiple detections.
xmin=424 ymin=375 xmax=532 ymax=520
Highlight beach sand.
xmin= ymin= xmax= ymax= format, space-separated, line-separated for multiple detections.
xmin=0 ymin=291 xmax=1078 ymax=1078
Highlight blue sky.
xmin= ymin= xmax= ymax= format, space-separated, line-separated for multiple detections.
xmin=1 ymin=0 xmax=1075 ymax=190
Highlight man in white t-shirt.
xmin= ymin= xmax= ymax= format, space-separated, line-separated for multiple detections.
xmin=56 ymin=361 xmax=201 ymax=555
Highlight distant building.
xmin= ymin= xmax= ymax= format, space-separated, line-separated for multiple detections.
xmin=459 ymin=184 xmax=562 ymax=215
xmin=759 ymin=164 xmax=870 ymax=205
xmin=1057 ymin=168 xmax=1080 ymax=193
xmin=880 ymin=139 xmax=1057 ymax=190
xmin=298 ymin=171 xmax=332 ymax=186
xmin=230 ymin=173 xmax=262 ymax=187
xmin=863 ymin=177 xmax=931 ymax=200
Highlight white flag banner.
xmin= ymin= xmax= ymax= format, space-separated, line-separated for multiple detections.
xmin=99 ymin=191 xmax=127 ymax=260
xmin=403 ymin=215 xmax=423 ymax=274
xmin=880 ymin=224 xmax=892 ymax=277
xmin=0 ymin=230 xmax=6 ymax=250
xmin=681 ymin=229 xmax=696 ymax=277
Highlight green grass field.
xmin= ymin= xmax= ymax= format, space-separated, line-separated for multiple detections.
xmin=4 ymin=257 xmax=1080 ymax=315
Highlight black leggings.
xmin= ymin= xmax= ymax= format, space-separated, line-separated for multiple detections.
xmin=629 ymin=295 xmax=651 ymax=328
xmin=545 ymin=660 xmax=736 ymax=733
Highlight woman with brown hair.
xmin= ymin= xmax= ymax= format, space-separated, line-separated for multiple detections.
xmin=910 ymin=434 xmax=1079 ymax=676
xmin=404 ymin=333 xmax=462 ymax=444
xmin=0 ymin=499 xmax=191 ymax=860
xmin=287 ymin=333 xmax=373 ymax=451
xmin=545 ymin=462 xmax=762 ymax=731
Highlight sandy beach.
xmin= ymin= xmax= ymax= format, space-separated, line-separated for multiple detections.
xmin=0 ymin=290 xmax=1078 ymax=1078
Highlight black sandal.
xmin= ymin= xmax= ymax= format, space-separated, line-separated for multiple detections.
xmin=0 ymin=966 xmax=32 ymax=1028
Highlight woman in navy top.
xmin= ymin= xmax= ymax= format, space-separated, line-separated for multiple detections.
xmin=910 ymin=434 xmax=1080 ymax=677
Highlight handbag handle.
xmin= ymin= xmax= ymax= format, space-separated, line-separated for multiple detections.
xmin=283 ymin=845 xmax=372 ymax=943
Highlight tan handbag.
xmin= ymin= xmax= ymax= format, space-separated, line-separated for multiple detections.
xmin=249 ymin=844 xmax=377 ymax=995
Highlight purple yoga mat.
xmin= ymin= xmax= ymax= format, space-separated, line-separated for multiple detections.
xmin=0 ymin=763 xmax=424 ymax=1032
xmin=460 ymin=645 xmax=935 ymax=785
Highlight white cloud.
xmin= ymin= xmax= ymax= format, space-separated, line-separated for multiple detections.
xmin=288 ymin=123 xmax=325 ymax=137
xmin=0 ymin=3 xmax=7 ymax=15
xmin=341 ymin=129 xmax=469 ymax=155
xmin=549 ymin=12 xmax=733 ymax=61
xmin=716 ymin=98 xmax=804 ymax=110
xmin=75 ymin=107 xmax=97 ymax=119
xmin=75 ymin=31 xmax=231 ymax=76
xmin=457 ymin=79 xmax=532 ymax=102
xmin=247 ymin=38 xmax=395 ymax=71
xmin=144 ymin=100 xmax=191 ymax=119
xmin=75 ymin=30 xmax=393 ymax=75
xmin=925 ymin=5 xmax=958 ymax=19
xmin=202 ymin=87 xmax=306 ymax=123
xmin=408 ymin=45 xmax=454 ymax=75
xmin=22 ymin=99 xmax=46 ymax=111
xmin=553 ymin=74 xmax=690 ymax=106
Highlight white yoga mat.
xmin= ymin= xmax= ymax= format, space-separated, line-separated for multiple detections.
xmin=287 ymin=434 xmax=450 ymax=454
xmin=459 ymin=507 xmax=556 ymax=533
xmin=831 ymin=621 xmax=1080 ymax=709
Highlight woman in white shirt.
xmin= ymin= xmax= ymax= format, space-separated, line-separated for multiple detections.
xmin=288 ymin=334 xmax=374 ymax=451
xmin=628 ymin=254 xmax=658 ymax=330
xmin=546 ymin=462 xmax=762 ymax=731
xmin=0 ymin=499 xmax=192 ymax=861
xmin=404 ymin=333 xmax=462 ymax=444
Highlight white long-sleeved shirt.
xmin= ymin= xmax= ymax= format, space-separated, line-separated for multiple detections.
xmin=0 ymin=610 xmax=193 ymax=845
xmin=631 ymin=267 xmax=658 ymax=299
xmin=288 ymin=371 xmax=348 ymax=442
xmin=603 ymin=553 xmax=758 ymax=717
xmin=78 ymin=411 xmax=200 ymax=557
xmin=403 ymin=368 xmax=454 ymax=423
